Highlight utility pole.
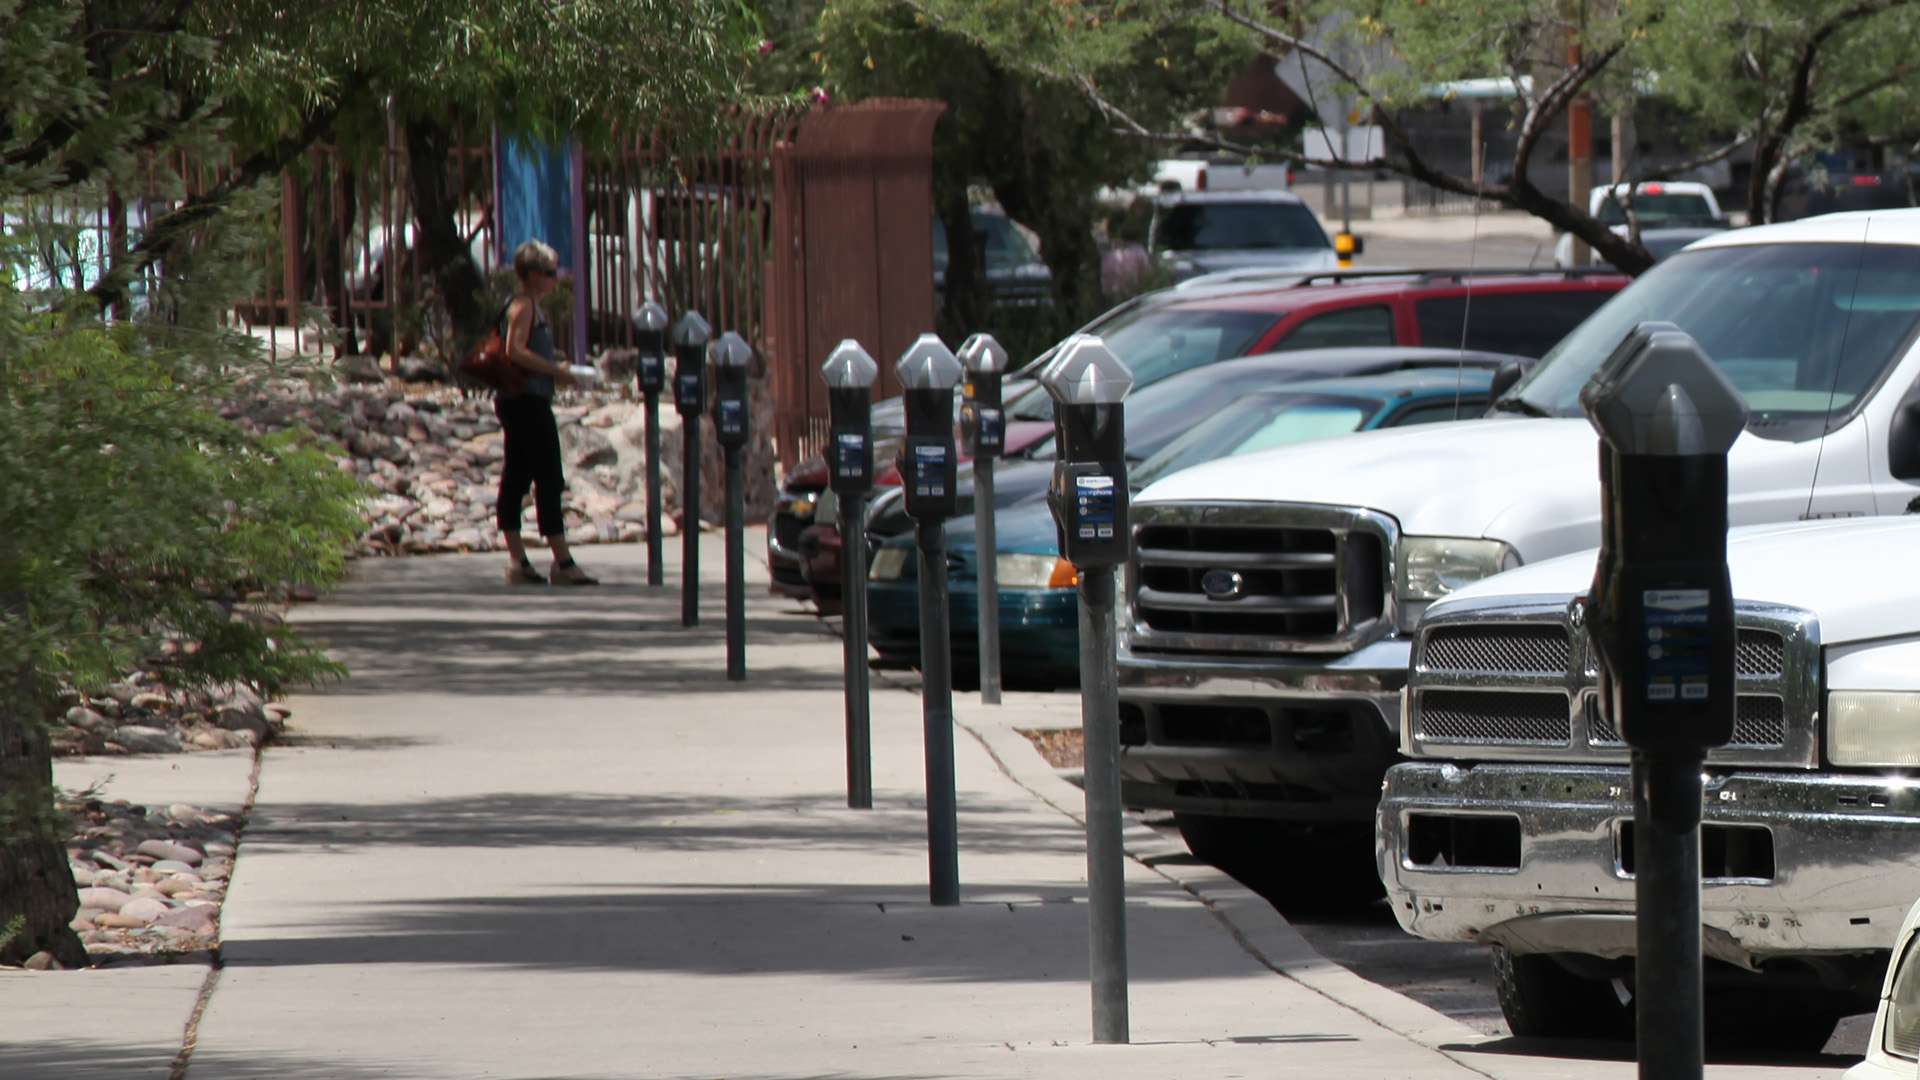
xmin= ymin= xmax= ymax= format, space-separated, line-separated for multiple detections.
xmin=1568 ymin=31 xmax=1595 ymax=266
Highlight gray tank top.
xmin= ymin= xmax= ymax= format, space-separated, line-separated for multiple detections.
xmin=503 ymin=297 xmax=555 ymax=399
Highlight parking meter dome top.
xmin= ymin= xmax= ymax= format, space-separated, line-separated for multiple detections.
xmin=958 ymin=333 xmax=1010 ymax=375
xmin=1581 ymin=321 xmax=1748 ymax=456
xmin=672 ymin=311 xmax=712 ymax=347
xmin=710 ymin=330 xmax=754 ymax=370
xmin=821 ymin=339 xmax=879 ymax=388
xmin=895 ymin=333 xmax=963 ymax=390
xmin=633 ymin=300 xmax=669 ymax=332
xmin=1040 ymin=335 xmax=1134 ymax=405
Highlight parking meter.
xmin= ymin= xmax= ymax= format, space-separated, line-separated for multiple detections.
xmin=1579 ymin=320 xmax=1748 ymax=1080
xmin=672 ymin=311 xmax=712 ymax=628
xmin=895 ymin=332 xmax=963 ymax=908
xmin=898 ymin=334 xmax=962 ymax=522
xmin=822 ymin=340 xmax=879 ymax=810
xmin=959 ymin=333 xmax=1010 ymax=705
xmin=1582 ymin=321 xmax=1748 ymax=753
xmin=1044 ymin=336 xmax=1134 ymax=569
xmin=633 ymin=301 xmax=670 ymax=586
xmin=711 ymin=332 xmax=753 ymax=681
xmin=1040 ymin=334 xmax=1135 ymax=1044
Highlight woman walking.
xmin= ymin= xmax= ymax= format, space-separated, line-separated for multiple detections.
xmin=497 ymin=239 xmax=597 ymax=585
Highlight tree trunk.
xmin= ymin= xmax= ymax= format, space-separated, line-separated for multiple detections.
xmin=935 ymin=184 xmax=989 ymax=345
xmin=0 ymin=665 xmax=84 ymax=969
xmin=405 ymin=115 xmax=490 ymax=348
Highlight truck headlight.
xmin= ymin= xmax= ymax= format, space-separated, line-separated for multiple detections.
xmin=1396 ymin=537 xmax=1520 ymax=602
xmin=870 ymin=547 xmax=910 ymax=581
xmin=1828 ymin=691 xmax=1920 ymax=765
xmin=997 ymin=553 xmax=1078 ymax=589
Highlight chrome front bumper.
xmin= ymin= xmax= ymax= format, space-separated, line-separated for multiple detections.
xmin=1112 ymin=638 xmax=1410 ymax=822
xmin=1380 ymin=761 xmax=1920 ymax=963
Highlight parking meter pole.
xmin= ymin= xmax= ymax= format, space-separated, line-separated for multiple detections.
xmin=1077 ymin=565 xmax=1129 ymax=1043
xmin=823 ymin=342 xmax=880 ymax=811
xmin=974 ymin=463 xmax=1000 ymax=703
xmin=633 ymin=301 xmax=669 ymax=587
xmin=896 ymin=334 xmax=964 ymax=905
xmin=711 ymin=332 xmax=754 ymax=681
xmin=917 ymin=516 xmax=960 ymax=906
xmin=1579 ymin=322 xmax=1748 ymax=1080
xmin=959 ymin=334 xmax=1009 ymax=707
xmin=841 ymin=488 xmax=872 ymax=809
xmin=672 ymin=312 xmax=712 ymax=629
xmin=1041 ymin=335 xmax=1135 ymax=1045
xmin=1633 ymin=748 xmax=1706 ymax=1080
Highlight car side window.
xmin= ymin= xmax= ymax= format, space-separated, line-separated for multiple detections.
xmin=1272 ymin=305 xmax=1395 ymax=351
xmin=1415 ymin=293 xmax=1613 ymax=358
xmin=1387 ymin=399 xmax=1487 ymax=426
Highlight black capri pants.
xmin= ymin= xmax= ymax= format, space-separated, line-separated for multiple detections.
xmin=495 ymin=395 xmax=566 ymax=538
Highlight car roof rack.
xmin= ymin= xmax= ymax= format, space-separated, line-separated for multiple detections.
xmin=1285 ymin=267 xmax=1627 ymax=287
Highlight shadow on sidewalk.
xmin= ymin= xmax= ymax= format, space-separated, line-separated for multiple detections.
xmin=245 ymin=790 xmax=1089 ymax=859
xmin=220 ymin=879 xmax=1253 ymax=985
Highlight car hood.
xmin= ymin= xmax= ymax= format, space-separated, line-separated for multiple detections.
xmin=945 ymin=499 xmax=1061 ymax=557
xmin=1134 ymin=416 xmax=1826 ymax=564
xmin=1430 ymin=516 xmax=1920 ymax=648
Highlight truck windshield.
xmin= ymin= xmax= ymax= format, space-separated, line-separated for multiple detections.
xmin=1157 ymin=203 xmax=1331 ymax=252
xmin=1595 ymin=193 xmax=1716 ymax=225
xmin=1510 ymin=242 xmax=1920 ymax=441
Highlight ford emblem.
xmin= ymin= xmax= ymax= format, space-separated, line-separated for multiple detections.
xmin=1200 ymin=569 xmax=1245 ymax=601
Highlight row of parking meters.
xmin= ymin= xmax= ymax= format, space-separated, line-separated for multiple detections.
xmin=628 ymin=304 xmax=753 ymax=680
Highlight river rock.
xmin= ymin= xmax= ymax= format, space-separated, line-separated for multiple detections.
xmin=111 ymin=726 xmax=183 ymax=754
xmin=136 ymin=839 xmax=204 ymax=866
xmin=560 ymin=423 xmax=617 ymax=469
xmin=156 ymin=904 xmax=218 ymax=933
xmin=76 ymin=887 xmax=131 ymax=912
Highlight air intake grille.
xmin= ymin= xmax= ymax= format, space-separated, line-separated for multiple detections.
xmin=1132 ymin=524 xmax=1381 ymax=645
xmin=1587 ymin=695 xmax=1785 ymax=747
xmin=1424 ymin=625 xmax=1571 ymax=674
xmin=1417 ymin=689 xmax=1572 ymax=745
xmin=1736 ymin=630 xmax=1786 ymax=677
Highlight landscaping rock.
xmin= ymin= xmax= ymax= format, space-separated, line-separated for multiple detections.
xmin=110 ymin=726 xmax=183 ymax=754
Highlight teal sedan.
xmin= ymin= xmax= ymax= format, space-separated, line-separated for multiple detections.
xmin=866 ymin=367 xmax=1501 ymax=687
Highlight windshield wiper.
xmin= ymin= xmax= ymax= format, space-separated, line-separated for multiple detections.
xmin=1491 ymin=396 xmax=1553 ymax=418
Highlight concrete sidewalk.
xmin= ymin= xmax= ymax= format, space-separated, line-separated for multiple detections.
xmin=3 ymin=530 xmax=1847 ymax=1079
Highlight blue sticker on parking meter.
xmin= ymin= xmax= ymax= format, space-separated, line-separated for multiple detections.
xmin=834 ymin=432 xmax=866 ymax=479
xmin=1643 ymin=589 xmax=1711 ymax=703
xmin=717 ymin=399 xmax=745 ymax=437
xmin=912 ymin=443 xmax=948 ymax=497
xmin=676 ymin=373 xmax=703 ymax=410
xmin=1075 ymin=475 xmax=1116 ymax=540
xmin=978 ymin=407 xmax=1004 ymax=447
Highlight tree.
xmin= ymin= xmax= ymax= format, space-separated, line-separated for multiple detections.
xmin=895 ymin=0 xmax=1920 ymax=274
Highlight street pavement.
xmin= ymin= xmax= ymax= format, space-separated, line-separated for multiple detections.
xmin=3 ymin=528 xmax=1853 ymax=1078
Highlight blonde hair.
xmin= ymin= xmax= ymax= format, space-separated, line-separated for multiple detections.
xmin=512 ymin=239 xmax=558 ymax=278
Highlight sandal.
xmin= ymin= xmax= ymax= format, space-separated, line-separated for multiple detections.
xmin=550 ymin=560 xmax=599 ymax=586
xmin=505 ymin=562 xmax=547 ymax=585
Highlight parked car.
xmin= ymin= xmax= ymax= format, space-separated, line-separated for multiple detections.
xmin=1554 ymin=181 xmax=1726 ymax=267
xmin=865 ymin=367 xmax=1506 ymax=685
xmin=1151 ymin=191 xmax=1338 ymax=282
xmin=1844 ymin=895 xmax=1920 ymax=1079
xmin=999 ymin=268 xmax=1627 ymax=424
xmin=1115 ymin=209 xmax=1920 ymax=886
xmin=934 ymin=209 xmax=1052 ymax=307
xmin=1779 ymin=167 xmax=1920 ymax=221
xmin=1381 ymin=516 xmax=1920 ymax=1051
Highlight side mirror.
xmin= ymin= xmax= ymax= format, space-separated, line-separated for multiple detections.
xmin=1488 ymin=361 xmax=1526 ymax=402
xmin=1889 ymin=382 xmax=1920 ymax=481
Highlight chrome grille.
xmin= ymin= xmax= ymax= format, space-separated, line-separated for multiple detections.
xmin=1406 ymin=598 xmax=1819 ymax=768
xmin=1737 ymin=630 xmax=1785 ymax=677
xmin=1417 ymin=690 xmax=1572 ymax=745
xmin=1127 ymin=507 xmax=1391 ymax=653
xmin=1425 ymin=625 xmax=1570 ymax=674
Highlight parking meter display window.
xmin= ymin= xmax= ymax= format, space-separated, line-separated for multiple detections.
xmin=640 ymin=355 xmax=664 ymax=393
xmin=1051 ymin=463 xmax=1129 ymax=567
xmin=831 ymin=432 xmax=869 ymax=487
xmin=1644 ymin=589 xmax=1711 ymax=702
xmin=676 ymin=372 xmax=703 ymax=412
xmin=1075 ymin=476 xmax=1115 ymax=540
xmin=965 ymin=405 xmax=1004 ymax=455
xmin=717 ymin=399 xmax=746 ymax=440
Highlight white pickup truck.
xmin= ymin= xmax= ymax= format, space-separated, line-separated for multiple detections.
xmin=1553 ymin=181 xmax=1727 ymax=268
xmin=1378 ymin=516 xmax=1920 ymax=1050
xmin=1116 ymin=209 xmax=1920 ymax=892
